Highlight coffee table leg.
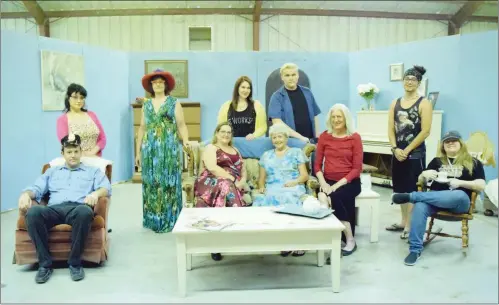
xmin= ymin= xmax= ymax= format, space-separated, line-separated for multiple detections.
xmin=176 ymin=237 xmax=187 ymax=297
xmin=331 ymin=235 xmax=341 ymax=292
xmin=186 ymin=254 xmax=192 ymax=271
xmin=370 ymin=199 xmax=380 ymax=243
xmin=317 ymin=250 xmax=324 ymax=267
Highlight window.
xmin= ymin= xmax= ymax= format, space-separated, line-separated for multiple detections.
xmin=188 ymin=26 xmax=212 ymax=51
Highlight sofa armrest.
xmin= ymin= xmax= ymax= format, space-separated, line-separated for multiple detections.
xmin=94 ymin=197 xmax=110 ymax=221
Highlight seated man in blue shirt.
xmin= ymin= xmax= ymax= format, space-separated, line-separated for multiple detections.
xmin=268 ymin=62 xmax=321 ymax=144
xmin=19 ymin=133 xmax=112 ymax=284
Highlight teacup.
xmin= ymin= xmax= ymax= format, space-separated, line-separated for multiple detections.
xmin=303 ymin=197 xmax=321 ymax=214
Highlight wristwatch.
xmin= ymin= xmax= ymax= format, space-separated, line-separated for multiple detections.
xmin=391 ymin=146 xmax=397 ymax=154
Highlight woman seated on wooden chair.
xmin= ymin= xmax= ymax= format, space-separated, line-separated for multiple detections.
xmin=391 ymin=130 xmax=486 ymax=266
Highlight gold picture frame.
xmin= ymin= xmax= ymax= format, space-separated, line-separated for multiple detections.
xmin=144 ymin=60 xmax=188 ymax=98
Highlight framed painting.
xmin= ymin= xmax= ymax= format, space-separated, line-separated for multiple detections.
xmin=390 ymin=63 xmax=404 ymax=81
xmin=418 ymin=78 xmax=429 ymax=97
xmin=40 ymin=50 xmax=84 ymax=111
xmin=427 ymin=91 xmax=439 ymax=108
xmin=144 ymin=60 xmax=188 ymax=98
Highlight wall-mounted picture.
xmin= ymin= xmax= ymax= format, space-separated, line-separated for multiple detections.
xmin=41 ymin=50 xmax=84 ymax=111
xmin=144 ymin=60 xmax=188 ymax=98
xmin=427 ymin=91 xmax=439 ymax=108
xmin=418 ymin=78 xmax=428 ymax=97
xmin=390 ymin=63 xmax=404 ymax=81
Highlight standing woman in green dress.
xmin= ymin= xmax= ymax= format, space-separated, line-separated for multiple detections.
xmin=135 ymin=69 xmax=190 ymax=233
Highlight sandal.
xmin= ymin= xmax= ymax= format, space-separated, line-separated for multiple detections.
xmin=292 ymin=250 xmax=306 ymax=257
xmin=386 ymin=223 xmax=405 ymax=232
xmin=280 ymin=251 xmax=292 ymax=257
xmin=400 ymin=230 xmax=409 ymax=239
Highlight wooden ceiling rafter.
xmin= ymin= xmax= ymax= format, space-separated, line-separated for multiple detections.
xmin=20 ymin=0 xmax=49 ymax=36
xmin=253 ymin=0 xmax=262 ymax=51
xmin=1 ymin=5 xmax=497 ymax=23
xmin=448 ymin=1 xmax=487 ymax=35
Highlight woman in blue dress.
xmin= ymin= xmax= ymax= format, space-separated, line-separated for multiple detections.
xmin=253 ymin=123 xmax=310 ymax=256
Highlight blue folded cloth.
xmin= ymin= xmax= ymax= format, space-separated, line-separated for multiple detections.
xmin=232 ymin=137 xmax=308 ymax=159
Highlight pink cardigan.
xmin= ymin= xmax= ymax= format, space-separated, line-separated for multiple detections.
xmin=56 ymin=111 xmax=107 ymax=156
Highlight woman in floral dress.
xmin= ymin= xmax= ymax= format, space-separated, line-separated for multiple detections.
xmin=195 ymin=122 xmax=248 ymax=208
xmin=253 ymin=123 xmax=309 ymax=208
xmin=135 ymin=69 xmax=190 ymax=233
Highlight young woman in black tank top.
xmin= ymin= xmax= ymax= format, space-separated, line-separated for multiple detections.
xmin=386 ymin=65 xmax=434 ymax=239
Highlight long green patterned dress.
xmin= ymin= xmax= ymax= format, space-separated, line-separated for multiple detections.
xmin=141 ymin=96 xmax=183 ymax=233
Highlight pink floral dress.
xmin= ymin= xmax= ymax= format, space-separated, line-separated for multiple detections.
xmin=194 ymin=147 xmax=247 ymax=208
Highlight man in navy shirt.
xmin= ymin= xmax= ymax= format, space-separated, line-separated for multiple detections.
xmin=19 ymin=133 xmax=111 ymax=283
xmin=268 ymin=63 xmax=321 ymax=143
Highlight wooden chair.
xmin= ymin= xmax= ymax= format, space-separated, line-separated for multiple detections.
xmin=13 ymin=164 xmax=112 ymax=265
xmin=418 ymin=183 xmax=477 ymax=255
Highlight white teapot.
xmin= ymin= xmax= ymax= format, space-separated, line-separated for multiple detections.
xmin=302 ymin=196 xmax=322 ymax=214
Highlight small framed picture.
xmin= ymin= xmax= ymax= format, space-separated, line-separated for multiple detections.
xmin=390 ymin=63 xmax=404 ymax=81
xmin=418 ymin=78 xmax=429 ymax=97
xmin=427 ymin=91 xmax=439 ymax=108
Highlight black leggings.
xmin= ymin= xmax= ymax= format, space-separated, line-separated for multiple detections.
xmin=323 ymin=178 xmax=361 ymax=238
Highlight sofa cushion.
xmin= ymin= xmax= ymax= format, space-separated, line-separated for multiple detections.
xmin=17 ymin=215 xmax=106 ymax=231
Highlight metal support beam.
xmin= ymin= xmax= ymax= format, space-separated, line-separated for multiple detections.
xmin=448 ymin=1 xmax=486 ymax=35
xmin=253 ymin=1 xmax=262 ymax=51
xmin=21 ymin=0 xmax=49 ymax=37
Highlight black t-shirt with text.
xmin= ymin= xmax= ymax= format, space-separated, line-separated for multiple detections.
xmin=427 ymin=157 xmax=485 ymax=199
xmin=227 ymin=103 xmax=256 ymax=137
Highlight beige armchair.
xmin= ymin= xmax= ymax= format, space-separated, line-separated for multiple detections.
xmin=181 ymin=142 xmax=320 ymax=207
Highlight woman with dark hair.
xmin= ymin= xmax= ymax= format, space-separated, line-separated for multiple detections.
xmin=135 ymin=69 xmax=190 ymax=233
xmin=386 ymin=65 xmax=433 ymax=239
xmin=217 ymin=76 xmax=267 ymax=139
xmin=56 ymin=83 xmax=107 ymax=157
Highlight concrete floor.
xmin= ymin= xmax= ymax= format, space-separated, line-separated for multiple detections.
xmin=1 ymin=183 xmax=498 ymax=303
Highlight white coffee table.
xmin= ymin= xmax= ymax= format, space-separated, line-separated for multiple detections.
xmin=172 ymin=206 xmax=345 ymax=296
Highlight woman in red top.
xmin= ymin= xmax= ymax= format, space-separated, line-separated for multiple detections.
xmin=315 ymin=103 xmax=363 ymax=256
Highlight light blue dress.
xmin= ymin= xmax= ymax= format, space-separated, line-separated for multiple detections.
xmin=253 ymin=147 xmax=308 ymax=207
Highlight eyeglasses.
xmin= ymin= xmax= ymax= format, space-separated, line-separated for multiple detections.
xmin=403 ymin=77 xmax=418 ymax=83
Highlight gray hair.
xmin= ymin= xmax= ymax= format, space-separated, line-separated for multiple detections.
xmin=325 ymin=103 xmax=355 ymax=135
xmin=269 ymin=123 xmax=290 ymax=137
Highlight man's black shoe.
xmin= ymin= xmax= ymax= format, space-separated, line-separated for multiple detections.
xmin=35 ymin=267 xmax=53 ymax=284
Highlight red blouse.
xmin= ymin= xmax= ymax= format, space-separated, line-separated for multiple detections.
xmin=314 ymin=131 xmax=363 ymax=182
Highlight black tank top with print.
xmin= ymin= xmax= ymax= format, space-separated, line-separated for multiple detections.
xmin=228 ymin=102 xmax=256 ymax=137
xmin=393 ymin=97 xmax=426 ymax=153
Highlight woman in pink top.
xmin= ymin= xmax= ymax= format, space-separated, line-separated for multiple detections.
xmin=56 ymin=84 xmax=106 ymax=157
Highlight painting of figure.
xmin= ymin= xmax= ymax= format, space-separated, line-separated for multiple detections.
xmin=40 ymin=50 xmax=85 ymax=111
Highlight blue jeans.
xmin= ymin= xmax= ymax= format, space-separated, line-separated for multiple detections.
xmin=409 ymin=190 xmax=470 ymax=254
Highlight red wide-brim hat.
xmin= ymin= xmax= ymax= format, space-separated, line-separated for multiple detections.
xmin=141 ymin=69 xmax=176 ymax=94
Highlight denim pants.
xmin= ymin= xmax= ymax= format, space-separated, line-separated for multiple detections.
xmin=409 ymin=190 xmax=470 ymax=254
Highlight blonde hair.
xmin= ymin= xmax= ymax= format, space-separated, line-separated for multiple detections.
xmin=325 ymin=103 xmax=355 ymax=135
xmin=269 ymin=123 xmax=290 ymax=138
xmin=280 ymin=63 xmax=298 ymax=75
xmin=439 ymin=138 xmax=474 ymax=174
xmin=211 ymin=122 xmax=233 ymax=147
